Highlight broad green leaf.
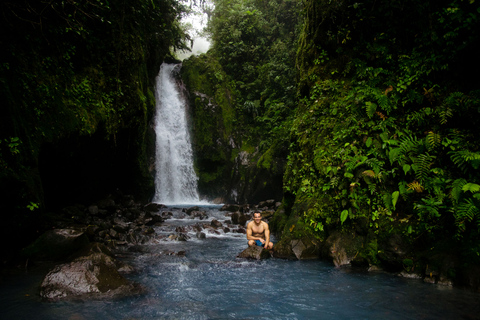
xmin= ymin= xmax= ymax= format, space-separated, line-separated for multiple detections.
xmin=366 ymin=137 xmax=373 ymax=147
xmin=392 ymin=191 xmax=400 ymax=210
xmin=344 ymin=172 xmax=354 ymax=178
xmin=403 ymin=164 xmax=411 ymax=175
xmin=340 ymin=210 xmax=348 ymax=224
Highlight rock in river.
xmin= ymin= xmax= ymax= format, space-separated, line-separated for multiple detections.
xmin=237 ymin=246 xmax=271 ymax=260
xmin=40 ymin=243 xmax=142 ymax=300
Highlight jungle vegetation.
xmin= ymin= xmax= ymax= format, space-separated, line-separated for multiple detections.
xmin=1 ymin=0 xmax=480 ymax=272
xmin=0 ymin=0 xmax=190 ymax=251
xmin=192 ymin=0 xmax=480 ymax=267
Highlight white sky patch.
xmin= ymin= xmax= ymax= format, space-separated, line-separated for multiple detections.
xmin=176 ymin=0 xmax=212 ymax=60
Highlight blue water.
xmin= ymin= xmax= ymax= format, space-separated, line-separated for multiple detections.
xmin=1 ymin=205 xmax=479 ymax=320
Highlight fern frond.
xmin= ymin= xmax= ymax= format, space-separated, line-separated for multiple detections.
xmin=408 ymin=181 xmax=424 ymax=192
xmin=414 ymin=153 xmax=435 ymax=182
xmin=439 ymin=108 xmax=453 ymax=125
xmin=365 ymin=102 xmax=377 ymax=118
xmin=456 ymin=198 xmax=480 ymax=228
xmin=449 ymin=150 xmax=480 ymax=173
xmin=426 ymin=131 xmax=441 ymax=151
xmin=451 ymin=178 xmax=468 ymax=203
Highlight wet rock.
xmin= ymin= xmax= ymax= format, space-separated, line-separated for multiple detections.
xmin=258 ymin=200 xmax=275 ymax=209
xmin=144 ymin=203 xmax=165 ymax=212
xmin=398 ymin=271 xmax=422 ymax=279
xmin=39 ymin=243 xmax=141 ymax=301
xmin=377 ymin=233 xmax=410 ymax=272
xmin=145 ymin=214 xmax=164 ymax=226
xmin=238 ymin=213 xmax=249 ymax=226
xmin=210 ymin=219 xmax=223 ymax=228
xmin=22 ymin=229 xmax=90 ymax=261
xmin=237 ymin=246 xmax=271 ymax=260
xmin=220 ymin=204 xmax=240 ymax=212
xmin=186 ymin=206 xmax=200 ymax=215
xmin=322 ymin=231 xmax=364 ymax=267
xmin=196 ymin=232 xmax=206 ymax=239
xmin=273 ymin=237 xmax=320 ymax=260
xmin=88 ymin=205 xmax=99 ymax=215
xmin=97 ymin=198 xmax=116 ymax=210
xmin=231 ymin=212 xmax=240 ymax=224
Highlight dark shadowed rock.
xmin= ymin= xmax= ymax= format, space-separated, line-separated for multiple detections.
xmin=237 ymin=246 xmax=271 ymax=260
xmin=322 ymin=231 xmax=364 ymax=267
xmin=220 ymin=204 xmax=240 ymax=212
xmin=144 ymin=202 xmax=165 ymax=212
xmin=22 ymin=229 xmax=90 ymax=261
xmin=210 ymin=219 xmax=223 ymax=228
xmin=186 ymin=206 xmax=200 ymax=215
xmin=273 ymin=237 xmax=320 ymax=260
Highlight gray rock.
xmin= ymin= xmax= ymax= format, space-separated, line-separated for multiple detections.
xmin=237 ymin=246 xmax=271 ymax=260
xmin=40 ymin=243 xmax=142 ymax=300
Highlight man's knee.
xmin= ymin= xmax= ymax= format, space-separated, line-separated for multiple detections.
xmin=248 ymin=240 xmax=255 ymax=246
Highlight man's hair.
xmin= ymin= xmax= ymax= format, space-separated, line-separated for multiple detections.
xmin=254 ymin=212 xmax=261 ymax=217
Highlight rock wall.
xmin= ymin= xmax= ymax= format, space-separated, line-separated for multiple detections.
xmin=181 ymin=55 xmax=285 ymax=204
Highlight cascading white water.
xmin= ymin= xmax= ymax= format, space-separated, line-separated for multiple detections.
xmin=153 ymin=63 xmax=200 ymax=204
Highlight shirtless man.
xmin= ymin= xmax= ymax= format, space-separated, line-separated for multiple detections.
xmin=246 ymin=212 xmax=274 ymax=249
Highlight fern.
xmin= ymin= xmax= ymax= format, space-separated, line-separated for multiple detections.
xmin=414 ymin=153 xmax=435 ymax=182
xmin=450 ymin=150 xmax=480 ymax=173
xmin=426 ymin=131 xmax=441 ymax=151
xmin=451 ymin=178 xmax=467 ymax=204
xmin=439 ymin=108 xmax=453 ymax=125
xmin=365 ymin=101 xmax=377 ymax=118
xmin=408 ymin=181 xmax=424 ymax=192
xmin=390 ymin=135 xmax=419 ymax=165
xmin=455 ymin=198 xmax=480 ymax=234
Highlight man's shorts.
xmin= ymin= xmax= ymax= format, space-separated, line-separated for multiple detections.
xmin=255 ymin=240 xmax=264 ymax=247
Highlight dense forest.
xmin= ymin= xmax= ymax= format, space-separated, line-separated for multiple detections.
xmin=1 ymin=0 xmax=480 ymax=288
xmin=0 ymin=0 xmax=190 ymax=253
xmin=182 ymin=0 xmax=480 ymax=287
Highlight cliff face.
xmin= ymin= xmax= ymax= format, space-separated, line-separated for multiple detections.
xmin=181 ymin=55 xmax=285 ymax=204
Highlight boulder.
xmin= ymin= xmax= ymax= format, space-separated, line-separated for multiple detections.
xmin=273 ymin=237 xmax=320 ymax=260
xmin=237 ymin=246 xmax=271 ymax=260
xmin=143 ymin=202 xmax=165 ymax=212
xmin=210 ymin=219 xmax=223 ymax=228
xmin=39 ymin=243 xmax=142 ymax=300
xmin=22 ymin=229 xmax=90 ymax=261
xmin=186 ymin=206 xmax=200 ymax=215
xmin=220 ymin=204 xmax=240 ymax=212
xmin=322 ymin=231 xmax=365 ymax=267
xmin=377 ymin=233 xmax=411 ymax=272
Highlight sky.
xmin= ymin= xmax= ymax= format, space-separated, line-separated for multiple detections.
xmin=176 ymin=0 xmax=212 ymax=60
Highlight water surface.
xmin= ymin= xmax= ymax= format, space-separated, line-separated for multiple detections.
xmin=1 ymin=205 xmax=479 ymax=320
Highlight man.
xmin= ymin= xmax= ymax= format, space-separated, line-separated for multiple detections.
xmin=246 ymin=212 xmax=273 ymax=249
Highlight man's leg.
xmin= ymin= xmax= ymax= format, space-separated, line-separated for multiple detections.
xmin=248 ymin=240 xmax=256 ymax=246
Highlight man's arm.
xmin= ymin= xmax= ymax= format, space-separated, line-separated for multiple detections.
xmin=263 ymin=222 xmax=270 ymax=248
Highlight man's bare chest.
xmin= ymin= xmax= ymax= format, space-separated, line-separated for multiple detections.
xmin=251 ymin=223 xmax=265 ymax=235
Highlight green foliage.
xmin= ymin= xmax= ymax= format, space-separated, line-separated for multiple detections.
xmin=286 ymin=0 xmax=480 ymax=245
xmin=0 ymin=0 xmax=190 ymax=223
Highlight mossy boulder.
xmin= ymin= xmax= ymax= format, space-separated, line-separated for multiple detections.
xmin=39 ymin=243 xmax=141 ymax=301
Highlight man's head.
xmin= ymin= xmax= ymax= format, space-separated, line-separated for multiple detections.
xmin=253 ymin=212 xmax=262 ymax=222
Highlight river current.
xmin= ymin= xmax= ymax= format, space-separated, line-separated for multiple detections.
xmin=1 ymin=205 xmax=480 ymax=320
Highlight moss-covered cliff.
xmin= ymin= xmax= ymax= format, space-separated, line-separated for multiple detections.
xmin=181 ymin=54 xmax=285 ymax=203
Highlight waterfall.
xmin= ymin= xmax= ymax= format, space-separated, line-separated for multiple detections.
xmin=153 ymin=63 xmax=200 ymax=204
